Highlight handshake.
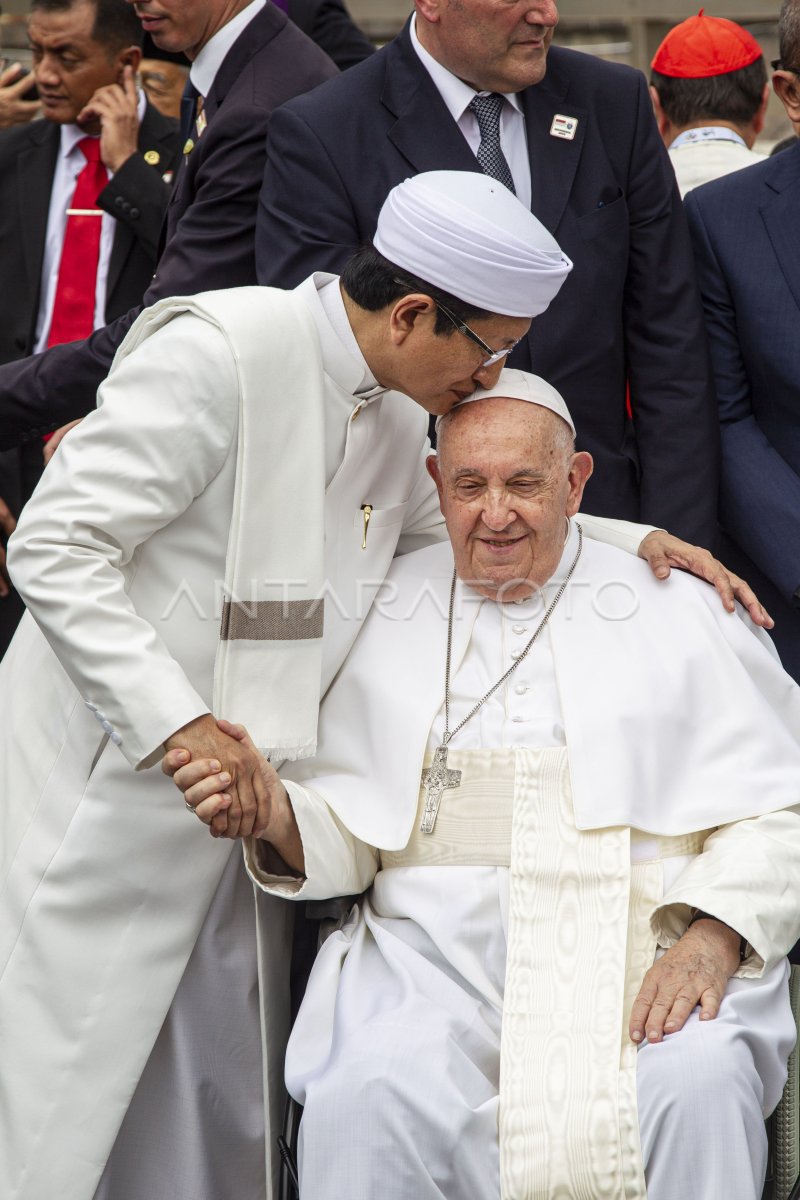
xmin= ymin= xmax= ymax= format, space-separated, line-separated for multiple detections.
xmin=162 ymin=713 xmax=305 ymax=873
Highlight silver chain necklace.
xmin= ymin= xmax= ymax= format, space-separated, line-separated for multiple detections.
xmin=419 ymin=524 xmax=583 ymax=834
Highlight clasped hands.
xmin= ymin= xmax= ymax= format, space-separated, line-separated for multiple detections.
xmin=163 ymin=714 xmax=305 ymax=872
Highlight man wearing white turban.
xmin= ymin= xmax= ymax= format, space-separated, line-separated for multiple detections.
xmin=1 ymin=172 xmax=765 ymax=1200
xmin=169 ymin=371 xmax=800 ymax=1200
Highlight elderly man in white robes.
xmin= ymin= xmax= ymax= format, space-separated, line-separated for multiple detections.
xmin=170 ymin=372 xmax=800 ymax=1200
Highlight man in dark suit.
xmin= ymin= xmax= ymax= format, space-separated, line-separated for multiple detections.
xmin=0 ymin=0 xmax=181 ymax=657
xmin=256 ymin=0 xmax=719 ymax=543
xmin=0 ymin=0 xmax=335 ymax=450
xmin=684 ymin=0 xmax=800 ymax=682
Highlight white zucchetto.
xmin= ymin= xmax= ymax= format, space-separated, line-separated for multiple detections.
xmin=436 ymin=368 xmax=576 ymax=436
xmin=373 ymin=171 xmax=573 ymax=318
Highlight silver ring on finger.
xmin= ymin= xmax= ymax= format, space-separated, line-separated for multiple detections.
xmin=185 ymin=800 xmax=195 ymax=814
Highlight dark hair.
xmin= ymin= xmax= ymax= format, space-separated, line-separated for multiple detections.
xmin=650 ymin=56 xmax=767 ymax=128
xmin=30 ymin=0 xmax=143 ymax=51
xmin=779 ymin=0 xmax=800 ymax=70
xmin=340 ymin=244 xmax=492 ymax=337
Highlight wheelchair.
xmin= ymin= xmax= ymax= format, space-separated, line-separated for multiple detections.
xmin=278 ymin=906 xmax=800 ymax=1200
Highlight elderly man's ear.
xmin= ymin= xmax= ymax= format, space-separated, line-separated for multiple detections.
xmin=426 ymin=452 xmax=444 ymax=501
xmin=773 ymin=69 xmax=800 ymax=125
xmin=566 ymin=451 xmax=593 ymax=516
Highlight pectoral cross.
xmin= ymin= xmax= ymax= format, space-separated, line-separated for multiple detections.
xmin=419 ymin=744 xmax=462 ymax=834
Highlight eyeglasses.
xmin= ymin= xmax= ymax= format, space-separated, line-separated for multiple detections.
xmin=433 ymin=299 xmax=521 ymax=368
xmin=771 ymin=58 xmax=800 ymax=73
xmin=391 ymin=279 xmax=523 ymax=368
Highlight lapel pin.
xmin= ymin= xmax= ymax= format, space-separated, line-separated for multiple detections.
xmin=550 ymin=114 xmax=579 ymax=141
xmin=183 ymin=138 xmax=194 ymax=156
xmin=162 ymin=170 xmax=174 ymax=184
xmin=196 ymin=110 xmax=207 ymax=138
xmin=144 ymin=149 xmax=161 ymax=166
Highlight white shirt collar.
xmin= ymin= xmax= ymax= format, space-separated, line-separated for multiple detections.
xmin=298 ymin=273 xmax=382 ymax=401
xmin=190 ymin=0 xmax=265 ymax=98
xmin=409 ymin=13 xmax=523 ymax=121
xmin=59 ymin=87 xmax=147 ymax=164
xmin=669 ymin=125 xmax=748 ymax=152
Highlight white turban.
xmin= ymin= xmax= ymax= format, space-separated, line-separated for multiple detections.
xmin=373 ymin=171 xmax=573 ymax=319
xmin=435 ymin=368 xmax=576 ymax=437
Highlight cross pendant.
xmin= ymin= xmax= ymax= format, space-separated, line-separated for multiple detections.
xmin=419 ymin=744 xmax=462 ymax=835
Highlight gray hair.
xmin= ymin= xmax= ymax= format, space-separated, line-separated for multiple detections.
xmin=779 ymin=0 xmax=800 ymax=68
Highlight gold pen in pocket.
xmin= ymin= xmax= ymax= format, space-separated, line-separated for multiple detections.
xmin=361 ymin=504 xmax=373 ymax=550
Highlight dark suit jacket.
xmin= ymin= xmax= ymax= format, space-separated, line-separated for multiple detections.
xmin=685 ymin=143 xmax=800 ymax=678
xmin=0 ymin=101 xmax=180 ymax=658
xmin=0 ymin=3 xmax=336 ymax=449
xmin=257 ymin=26 xmax=718 ymax=541
xmin=288 ymin=0 xmax=374 ymax=70
xmin=0 ymin=101 xmax=180 ymax=373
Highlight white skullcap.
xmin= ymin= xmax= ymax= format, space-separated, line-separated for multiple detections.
xmin=436 ymin=368 xmax=576 ymax=437
xmin=373 ymin=171 xmax=573 ymax=318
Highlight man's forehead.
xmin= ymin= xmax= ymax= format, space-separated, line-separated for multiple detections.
xmin=443 ymin=396 xmax=568 ymax=442
xmin=29 ymin=3 xmax=95 ymax=40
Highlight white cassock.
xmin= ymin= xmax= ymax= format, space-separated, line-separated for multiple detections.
xmin=249 ymin=525 xmax=800 ymax=1200
xmin=0 ymin=273 xmax=644 ymax=1200
xmin=0 ymin=274 xmax=443 ymax=1200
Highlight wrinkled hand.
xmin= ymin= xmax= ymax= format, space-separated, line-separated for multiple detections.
xmin=629 ymin=918 xmax=741 ymax=1045
xmin=638 ymin=530 xmax=773 ymax=629
xmin=77 ymin=65 xmax=139 ymax=173
xmin=0 ymin=63 xmax=40 ymax=128
xmin=43 ymin=419 xmax=83 ymax=466
xmin=0 ymin=494 xmax=17 ymax=599
xmin=163 ymin=713 xmax=269 ymax=839
xmin=163 ymin=719 xmax=304 ymax=869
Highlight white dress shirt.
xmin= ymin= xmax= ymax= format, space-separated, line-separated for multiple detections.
xmin=189 ymin=0 xmax=266 ymax=98
xmin=34 ymin=90 xmax=147 ymax=353
xmin=410 ymin=14 xmax=531 ymax=210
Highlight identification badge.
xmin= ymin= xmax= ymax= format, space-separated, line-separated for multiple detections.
xmin=550 ymin=114 xmax=579 ymax=141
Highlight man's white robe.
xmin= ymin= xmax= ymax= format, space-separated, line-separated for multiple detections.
xmin=250 ymin=529 xmax=800 ymax=1199
xmin=0 ymin=275 xmax=448 ymax=1200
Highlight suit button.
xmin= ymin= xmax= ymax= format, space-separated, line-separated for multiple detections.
xmin=114 ymin=196 xmax=124 ymax=210
xmin=110 ymin=732 xmax=122 ymax=746
xmin=129 ymin=206 xmax=140 ymax=219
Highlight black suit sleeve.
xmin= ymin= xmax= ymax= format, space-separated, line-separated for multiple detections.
xmin=298 ymin=0 xmax=374 ymax=71
xmin=98 ymin=151 xmax=173 ymax=262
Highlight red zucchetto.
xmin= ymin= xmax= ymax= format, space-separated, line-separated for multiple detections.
xmin=651 ymin=9 xmax=763 ymax=79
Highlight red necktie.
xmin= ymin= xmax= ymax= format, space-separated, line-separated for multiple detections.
xmin=47 ymin=136 xmax=108 ymax=347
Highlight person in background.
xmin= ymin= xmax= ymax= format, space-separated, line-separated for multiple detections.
xmin=0 ymin=0 xmax=181 ymax=659
xmin=0 ymin=1 xmax=41 ymax=126
xmin=684 ymin=0 xmax=800 ymax=684
xmin=650 ymin=10 xmax=769 ymax=197
xmin=0 ymin=0 xmax=336 ymax=452
xmin=139 ymin=31 xmax=187 ymax=118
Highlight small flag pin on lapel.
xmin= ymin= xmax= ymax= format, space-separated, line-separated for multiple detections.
xmin=550 ymin=114 xmax=578 ymax=140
